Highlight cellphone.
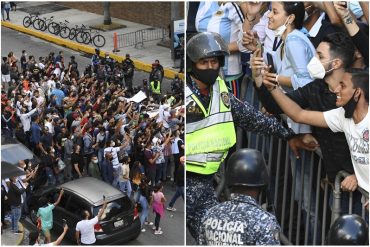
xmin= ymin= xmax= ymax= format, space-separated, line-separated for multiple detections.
xmin=266 ymin=52 xmax=276 ymax=75
xmin=103 ymin=195 xmax=106 ymax=201
xmin=62 ymin=219 xmax=67 ymax=227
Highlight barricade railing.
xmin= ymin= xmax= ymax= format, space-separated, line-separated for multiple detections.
xmin=235 ymin=75 xmax=369 ymax=245
xmin=116 ymin=27 xmax=169 ymax=48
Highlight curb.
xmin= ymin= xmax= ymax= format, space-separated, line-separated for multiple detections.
xmin=16 ymin=222 xmax=25 ymax=245
xmin=1 ymin=21 xmax=184 ymax=80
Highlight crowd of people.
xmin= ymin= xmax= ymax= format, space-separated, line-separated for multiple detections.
xmin=186 ymin=1 xmax=368 ymax=245
xmin=1 ymin=45 xmax=185 ymax=240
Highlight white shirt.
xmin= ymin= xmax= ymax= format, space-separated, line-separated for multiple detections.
xmin=196 ymin=1 xmax=243 ymax=76
xmin=17 ymin=107 xmax=38 ymax=132
xmin=47 ymin=79 xmax=56 ymax=91
xmin=323 ymin=107 xmax=369 ymax=192
xmin=171 ymin=137 xmax=182 ymax=154
xmin=104 ymin=146 xmax=121 ymax=168
xmin=76 ymin=216 xmax=98 ymax=244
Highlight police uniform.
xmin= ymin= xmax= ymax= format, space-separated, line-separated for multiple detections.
xmin=185 ymin=32 xmax=295 ymax=243
xmin=198 ymin=194 xmax=281 ymax=245
xmin=150 ymin=80 xmax=161 ymax=102
xmin=186 ymin=76 xmax=294 ymax=242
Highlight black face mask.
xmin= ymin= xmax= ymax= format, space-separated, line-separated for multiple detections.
xmin=191 ymin=67 xmax=219 ymax=86
xmin=343 ymin=90 xmax=359 ymax=118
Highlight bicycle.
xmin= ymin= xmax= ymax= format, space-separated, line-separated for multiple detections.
xmin=48 ymin=19 xmax=61 ymax=35
xmin=33 ymin=16 xmax=54 ymax=31
xmin=69 ymin=24 xmax=90 ymax=44
xmin=22 ymin=13 xmax=40 ymax=28
xmin=85 ymin=29 xmax=106 ymax=48
xmin=58 ymin=20 xmax=71 ymax=39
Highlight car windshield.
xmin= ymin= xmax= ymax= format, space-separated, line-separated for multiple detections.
xmin=1 ymin=144 xmax=34 ymax=164
xmin=93 ymin=197 xmax=131 ymax=221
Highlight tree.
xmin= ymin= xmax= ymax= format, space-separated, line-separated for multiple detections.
xmin=103 ymin=2 xmax=112 ymax=25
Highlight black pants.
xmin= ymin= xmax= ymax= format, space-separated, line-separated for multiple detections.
xmin=154 ymin=212 xmax=161 ymax=230
xmin=173 ymin=154 xmax=181 ymax=183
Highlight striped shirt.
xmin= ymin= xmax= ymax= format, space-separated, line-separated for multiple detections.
xmin=195 ymin=1 xmax=244 ymax=76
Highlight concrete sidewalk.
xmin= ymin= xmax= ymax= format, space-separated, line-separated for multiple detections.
xmin=1 ymin=1 xmax=182 ymax=79
xmin=1 ymin=221 xmax=25 ymax=245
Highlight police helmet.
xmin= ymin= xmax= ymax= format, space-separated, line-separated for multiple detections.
xmin=186 ymin=32 xmax=229 ymax=68
xmin=226 ymin=149 xmax=269 ymax=188
xmin=327 ymin=214 xmax=368 ymax=245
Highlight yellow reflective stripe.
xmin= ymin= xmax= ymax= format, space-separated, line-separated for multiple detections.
xmin=186 ymin=112 xmax=233 ymax=134
xmin=210 ymin=79 xmax=221 ymax=115
xmin=186 ymin=121 xmax=236 ymax=155
xmin=151 ymin=81 xmax=161 ymax=94
xmin=186 ymin=160 xmax=224 ymax=175
xmin=190 ymin=94 xmax=207 ymax=116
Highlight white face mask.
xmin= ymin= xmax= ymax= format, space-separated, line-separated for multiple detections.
xmin=307 ymin=56 xmax=335 ymax=79
xmin=273 ymin=16 xmax=290 ymax=37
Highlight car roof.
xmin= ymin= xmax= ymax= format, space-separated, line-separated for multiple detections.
xmin=58 ymin=177 xmax=124 ymax=207
xmin=1 ymin=135 xmax=19 ymax=145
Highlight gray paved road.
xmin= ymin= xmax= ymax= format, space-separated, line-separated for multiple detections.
xmin=2 ymin=27 xmax=184 ymax=245
xmin=1 ymin=27 xmax=174 ymax=94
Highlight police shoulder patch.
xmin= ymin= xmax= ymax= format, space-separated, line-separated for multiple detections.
xmin=221 ymin=92 xmax=230 ymax=108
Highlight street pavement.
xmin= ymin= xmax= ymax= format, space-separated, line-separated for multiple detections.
xmin=1 ymin=22 xmax=184 ymax=246
xmin=2 ymin=1 xmax=180 ymax=70
xmin=19 ymin=182 xmax=184 ymax=245
xmin=1 ymin=27 xmax=174 ymax=94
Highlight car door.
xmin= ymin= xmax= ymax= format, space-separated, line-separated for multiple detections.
xmin=62 ymin=194 xmax=91 ymax=242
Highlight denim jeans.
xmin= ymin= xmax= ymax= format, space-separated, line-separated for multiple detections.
xmin=11 ymin=205 xmax=21 ymax=232
xmin=119 ymin=180 xmax=132 ymax=197
xmin=155 ymin=163 xmax=164 ymax=184
xmin=45 ymin=167 xmax=56 ymax=186
xmin=139 ymin=195 xmax=149 ymax=227
xmin=169 ymin=186 xmax=184 ymax=208
xmin=97 ymin=148 xmax=105 ymax=166
xmin=112 ymin=167 xmax=120 ymax=189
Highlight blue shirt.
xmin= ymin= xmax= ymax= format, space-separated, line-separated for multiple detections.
xmin=51 ymin=89 xmax=65 ymax=106
xmin=30 ymin=122 xmax=41 ymax=144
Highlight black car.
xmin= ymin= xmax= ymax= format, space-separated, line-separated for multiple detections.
xmin=28 ymin=177 xmax=141 ymax=245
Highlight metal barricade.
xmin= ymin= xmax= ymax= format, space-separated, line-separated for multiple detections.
xmin=238 ymin=76 xmax=369 ymax=245
xmin=116 ymin=27 xmax=169 ymax=48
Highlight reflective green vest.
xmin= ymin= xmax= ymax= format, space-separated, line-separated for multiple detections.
xmin=186 ymin=77 xmax=236 ymax=175
xmin=151 ymin=80 xmax=161 ymax=94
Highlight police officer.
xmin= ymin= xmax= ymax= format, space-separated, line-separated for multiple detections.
xmin=150 ymin=76 xmax=161 ymax=103
xmin=327 ymin=214 xmax=369 ymax=245
xmin=122 ymin=54 xmax=135 ymax=92
xmin=185 ymin=32 xmax=298 ymax=243
xmin=198 ymin=149 xmax=281 ymax=245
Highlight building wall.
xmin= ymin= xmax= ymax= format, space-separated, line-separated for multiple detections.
xmin=59 ymin=2 xmax=184 ymax=28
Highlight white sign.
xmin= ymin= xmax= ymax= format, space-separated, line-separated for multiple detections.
xmin=128 ymin=91 xmax=147 ymax=103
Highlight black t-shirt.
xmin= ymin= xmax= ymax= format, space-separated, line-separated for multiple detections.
xmin=69 ymin=61 xmax=78 ymax=71
xmin=177 ymin=139 xmax=184 ymax=157
xmin=71 ymin=153 xmax=84 ymax=177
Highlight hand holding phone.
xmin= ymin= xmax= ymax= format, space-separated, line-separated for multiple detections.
xmin=266 ymin=52 xmax=276 ymax=74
